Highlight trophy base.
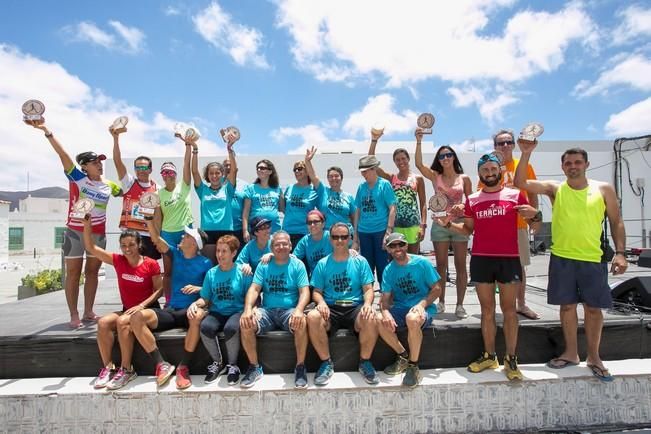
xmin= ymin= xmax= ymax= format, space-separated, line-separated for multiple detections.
xmin=69 ymin=212 xmax=86 ymax=220
xmin=518 ymin=135 xmax=537 ymax=144
xmin=433 ymin=211 xmax=447 ymax=218
xmin=421 ymin=128 xmax=432 ymax=135
xmin=139 ymin=207 xmax=155 ymax=217
xmin=23 ymin=115 xmax=44 ymax=125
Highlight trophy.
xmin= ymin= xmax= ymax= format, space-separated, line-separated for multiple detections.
xmin=519 ymin=122 xmax=544 ymax=144
xmin=185 ymin=127 xmax=201 ymax=142
xmin=428 ymin=192 xmax=448 ymax=218
xmin=417 ymin=113 xmax=435 ymax=134
xmin=110 ymin=116 xmax=129 ymax=132
xmin=70 ymin=198 xmax=95 ymax=220
xmin=22 ymin=99 xmax=45 ymax=124
xmin=173 ymin=122 xmax=189 ymax=137
xmin=371 ymin=124 xmax=384 ymax=137
xmin=220 ymin=126 xmax=240 ymax=145
xmin=138 ymin=192 xmax=159 ymax=217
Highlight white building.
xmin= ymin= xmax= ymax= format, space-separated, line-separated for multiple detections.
xmin=0 ymin=201 xmax=9 ymax=264
xmin=8 ymin=196 xmax=68 ymax=255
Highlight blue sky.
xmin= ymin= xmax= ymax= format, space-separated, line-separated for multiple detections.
xmin=1 ymin=0 xmax=650 ymax=190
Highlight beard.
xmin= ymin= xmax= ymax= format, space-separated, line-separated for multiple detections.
xmin=479 ymin=172 xmax=502 ymax=187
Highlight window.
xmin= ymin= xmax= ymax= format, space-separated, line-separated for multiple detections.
xmin=54 ymin=227 xmax=66 ymax=248
xmin=9 ymin=227 xmax=24 ymax=251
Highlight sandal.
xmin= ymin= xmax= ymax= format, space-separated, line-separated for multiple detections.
xmin=546 ymin=358 xmax=579 ymax=369
xmin=82 ymin=313 xmax=100 ymax=322
xmin=517 ymin=306 xmax=540 ymax=320
xmin=587 ymin=364 xmax=614 ymax=382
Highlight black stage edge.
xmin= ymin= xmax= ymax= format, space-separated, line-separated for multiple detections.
xmin=1 ymin=283 xmax=650 ymax=378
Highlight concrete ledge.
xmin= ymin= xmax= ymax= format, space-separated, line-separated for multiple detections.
xmin=2 ymin=359 xmax=650 ymax=433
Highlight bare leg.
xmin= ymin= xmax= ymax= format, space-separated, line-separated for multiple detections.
xmin=433 ymin=241 xmax=450 ymax=305
xmin=240 ymin=325 xmax=259 ymax=365
xmin=584 ymin=305 xmax=605 ymax=368
xmin=377 ymin=313 xmax=406 ymax=354
xmin=64 ymin=258 xmax=83 ymax=324
xmin=406 ymin=312 xmax=425 ymax=362
xmin=475 ymin=283 xmax=497 ymax=353
xmin=557 ymin=303 xmax=580 ymax=363
xmin=452 ymin=242 xmax=468 ymax=306
xmin=497 ymin=282 xmax=519 ymax=355
xmin=294 ymin=325 xmax=308 ymax=365
xmin=97 ymin=313 xmax=119 ymax=366
xmin=129 ymin=310 xmax=160 ymax=353
xmin=116 ymin=314 xmax=135 ymax=368
xmin=307 ymin=310 xmax=331 ymax=360
xmin=356 ymin=314 xmax=378 ymax=360
xmin=184 ymin=312 xmax=204 ymax=352
xmin=82 ymin=257 xmax=102 ymax=319
xmin=162 ymin=255 xmax=172 ymax=305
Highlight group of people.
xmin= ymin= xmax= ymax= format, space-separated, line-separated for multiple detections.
xmin=25 ymin=116 xmax=627 ymax=389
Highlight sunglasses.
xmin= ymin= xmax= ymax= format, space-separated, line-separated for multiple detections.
xmin=307 ymin=220 xmax=323 ymax=225
xmin=496 ymin=140 xmax=514 ymax=147
xmin=331 ymin=235 xmax=349 ymax=241
xmin=387 ymin=242 xmax=407 ymax=249
xmin=438 ymin=152 xmax=454 ymax=160
xmin=134 ymin=165 xmax=151 ymax=171
xmin=293 ymin=167 xmax=305 ymax=173
xmin=161 ymin=170 xmax=176 ymax=177
xmin=257 ymin=166 xmax=271 ymax=171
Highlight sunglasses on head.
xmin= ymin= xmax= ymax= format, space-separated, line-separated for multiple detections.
xmin=496 ymin=140 xmax=514 ymax=147
xmin=438 ymin=152 xmax=454 ymax=160
xmin=331 ymin=234 xmax=349 ymax=241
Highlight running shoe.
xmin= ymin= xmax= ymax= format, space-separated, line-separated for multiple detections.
xmin=467 ymin=352 xmax=499 ymax=373
xmin=436 ymin=302 xmax=446 ymax=314
xmin=504 ymin=355 xmax=523 ymax=381
xmin=106 ymin=366 xmax=137 ymax=390
xmin=155 ymin=361 xmax=175 ymax=387
xmin=455 ymin=305 xmax=468 ymax=319
xmin=240 ymin=365 xmax=263 ymax=389
xmin=294 ymin=364 xmax=308 ymax=389
xmin=226 ymin=365 xmax=241 ymax=385
xmin=358 ymin=360 xmax=379 ymax=385
xmin=204 ymin=361 xmax=226 ymax=384
xmin=402 ymin=365 xmax=422 ymax=388
xmin=93 ymin=364 xmax=116 ymax=389
xmin=384 ymin=355 xmax=409 ymax=376
xmin=314 ymin=360 xmax=334 ymax=386
xmin=175 ymin=365 xmax=192 ymax=390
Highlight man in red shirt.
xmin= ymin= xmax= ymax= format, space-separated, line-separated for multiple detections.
xmin=438 ymin=153 xmax=539 ymax=381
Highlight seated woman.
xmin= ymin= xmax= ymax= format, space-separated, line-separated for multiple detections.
xmin=81 ymin=215 xmax=162 ymax=391
xmin=128 ymin=218 xmax=213 ymax=390
xmin=188 ymin=235 xmax=252 ymax=385
xmin=236 ymin=217 xmax=272 ymax=275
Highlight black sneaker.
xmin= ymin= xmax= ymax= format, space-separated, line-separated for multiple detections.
xmin=226 ymin=364 xmax=241 ymax=385
xmin=294 ymin=363 xmax=308 ymax=389
xmin=204 ymin=361 xmax=226 ymax=384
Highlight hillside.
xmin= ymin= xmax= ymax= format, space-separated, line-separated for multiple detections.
xmin=0 ymin=187 xmax=68 ymax=211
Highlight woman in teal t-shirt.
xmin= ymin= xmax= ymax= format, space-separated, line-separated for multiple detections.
xmin=241 ymin=159 xmax=284 ymax=241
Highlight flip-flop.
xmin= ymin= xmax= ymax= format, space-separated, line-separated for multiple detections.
xmin=68 ymin=319 xmax=83 ymax=329
xmin=587 ymin=364 xmax=614 ymax=382
xmin=82 ymin=314 xmax=100 ymax=322
xmin=546 ymin=358 xmax=579 ymax=369
xmin=517 ymin=306 xmax=540 ymax=320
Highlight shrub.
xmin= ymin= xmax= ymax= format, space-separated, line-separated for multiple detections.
xmin=21 ymin=269 xmax=63 ymax=295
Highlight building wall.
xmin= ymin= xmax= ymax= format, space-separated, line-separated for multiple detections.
xmin=19 ymin=196 xmax=69 ymax=214
xmin=8 ymin=211 xmax=67 ymax=255
xmin=0 ymin=202 xmax=9 ymax=263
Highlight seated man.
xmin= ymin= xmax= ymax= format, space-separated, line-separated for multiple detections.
xmin=239 ymin=231 xmax=311 ymax=388
xmin=378 ymin=233 xmax=442 ymax=388
xmin=307 ymin=222 xmax=380 ymax=385
xmin=130 ymin=219 xmax=213 ymax=389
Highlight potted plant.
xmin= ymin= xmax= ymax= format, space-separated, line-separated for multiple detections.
xmin=18 ymin=269 xmax=64 ymax=300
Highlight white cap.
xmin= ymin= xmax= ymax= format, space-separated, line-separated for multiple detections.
xmin=183 ymin=226 xmax=203 ymax=250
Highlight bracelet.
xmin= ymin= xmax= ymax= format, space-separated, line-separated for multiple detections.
xmin=615 ymin=251 xmax=626 ymax=255
xmin=44 ymin=132 xmax=53 ymax=138
xmin=192 ymin=151 xmax=198 ymax=154
xmin=530 ymin=210 xmax=543 ymax=223
xmin=420 ymin=223 xmax=427 ymax=228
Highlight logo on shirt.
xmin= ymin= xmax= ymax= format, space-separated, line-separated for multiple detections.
xmin=121 ymin=273 xmax=144 ymax=283
xmin=214 ymin=280 xmax=235 ymax=301
xmin=80 ymin=184 xmax=110 ymax=202
xmin=328 ymin=192 xmax=344 ymax=214
xmin=396 ymin=273 xmax=419 ymax=295
xmin=475 ymin=203 xmax=506 ymax=219
xmin=361 ymin=195 xmax=377 ymax=214
xmin=259 ymin=193 xmax=275 ymax=209
xmin=329 ymin=271 xmax=351 ymax=293
xmin=266 ymin=272 xmax=287 ymax=293
xmin=310 ymin=248 xmax=326 ymax=266
xmin=289 ymin=193 xmax=306 ymax=209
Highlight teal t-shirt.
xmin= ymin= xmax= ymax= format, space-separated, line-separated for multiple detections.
xmin=232 ymin=189 xmax=245 ymax=231
xmin=381 ymin=254 xmax=440 ymax=315
xmin=195 ymin=180 xmax=234 ymax=231
xmin=243 ymin=184 xmax=282 ymax=231
xmin=200 ymin=264 xmax=252 ymax=315
xmin=293 ymin=230 xmax=332 ymax=274
xmin=310 ymin=254 xmax=374 ymax=306
xmin=317 ymin=183 xmax=356 ymax=229
xmin=253 ymin=256 xmax=309 ymax=309
xmin=236 ymin=239 xmax=271 ymax=273
xmin=355 ymin=178 xmax=397 ymax=233
xmin=166 ymin=245 xmax=214 ymax=309
xmin=282 ymin=184 xmax=319 ymax=235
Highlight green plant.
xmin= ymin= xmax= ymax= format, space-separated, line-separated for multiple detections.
xmin=21 ymin=269 xmax=63 ymax=295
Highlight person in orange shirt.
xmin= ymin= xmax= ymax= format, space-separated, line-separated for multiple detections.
xmin=478 ymin=129 xmax=541 ymax=319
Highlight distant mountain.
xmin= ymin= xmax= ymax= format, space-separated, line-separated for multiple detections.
xmin=0 ymin=187 xmax=68 ymax=211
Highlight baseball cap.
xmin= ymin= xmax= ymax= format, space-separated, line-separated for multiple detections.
xmin=183 ymin=226 xmax=203 ymax=250
xmin=250 ymin=217 xmax=272 ymax=233
xmin=385 ymin=232 xmax=407 ymax=247
xmin=76 ymin=152 xmax=106 ymax=165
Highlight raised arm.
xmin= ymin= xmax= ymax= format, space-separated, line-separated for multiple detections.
xmin=182 ymin=137 xmax=193 ymax=186
xmin=25 ymin=120 xmax=74 ymax=171
xmin=226 ymin=144 xmax=238 ymax=186
xmin=414 ymin=129 xmax=436 ymax=181
xmin=416 ymin=175 xmax=427 ymax=241
xmin=111 ymin=126 xmax=128 ymax=181
xmin=191 ymin=141 xmax=202 ymax=188
xmin=368 ymin=129 xmax=390 ymax=180
xmin=304 ymin=146 xmax=321 ymax=188
xmin=82 ymin=215 xmax=113 ymax=265
xmin=514 ymin=139 xmax=558 ymax=199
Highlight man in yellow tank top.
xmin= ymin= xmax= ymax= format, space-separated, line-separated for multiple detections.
xmin=514 ymin=141 xmax=627 ymax=382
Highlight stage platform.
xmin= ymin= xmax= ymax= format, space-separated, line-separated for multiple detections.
xmin=1 ymin=253 xmax=650 ymax=379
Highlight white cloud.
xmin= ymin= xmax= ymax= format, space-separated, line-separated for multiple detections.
xmin=449 ymin=138 xmax=494 ymax=153
xmin=62 ymin=20 xmax=146 ymax=54
xmin=271 ymin=120 xmax=339 ymax=153
xmin=164 ymin=5 xmax=181 ymax=16
xmin=573 ymin=54 xmax=651 ymax=98
xmin=612 ymin=4 xmax=651 ymax=45
xmin=343 ymin=94 xmax=418 ymax=138
xmin=193 ymin=2 xmax=269 ymax=69
xmin=0 ymin=44 xmax=225 ymax=191
xmin=448 ymin=85 xmax=518 ymax=125
xmin=275 ymin=1 xmax=595 ymax=85
xmin=605 ymin=97 xmax=651 ymax=137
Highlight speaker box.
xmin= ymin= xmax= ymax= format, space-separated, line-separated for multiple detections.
xmin=638 ymin=250 xmax=651 ymax=268
xmin=611 ymin=276 xmax=651 ymax=308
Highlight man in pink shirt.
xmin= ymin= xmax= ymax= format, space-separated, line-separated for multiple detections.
xmin=437 ymin=153 xmax=539 ymax=381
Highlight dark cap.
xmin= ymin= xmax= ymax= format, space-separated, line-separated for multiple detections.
xmin=250 ymin=217 xmax=272 ymax=234
xmin=76 ymin=152 xmax=106 ymax=165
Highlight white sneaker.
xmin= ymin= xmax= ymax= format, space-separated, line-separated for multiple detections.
xmin=455 ymin=305 xmax=468 ymax=319
xmin=436 ymin=302 xmax=445 ymax=313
